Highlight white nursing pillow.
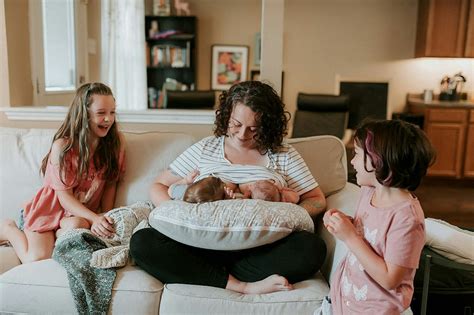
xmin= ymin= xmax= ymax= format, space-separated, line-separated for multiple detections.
xmin=149 ymin=199 xmax=314 ymax=250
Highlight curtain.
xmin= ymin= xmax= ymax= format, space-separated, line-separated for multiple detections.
xmin=101 ymin=0 xmax=147 ymax=110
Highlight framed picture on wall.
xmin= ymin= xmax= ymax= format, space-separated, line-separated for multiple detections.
xmin=211 ymin=45 xmax=249 ymax=90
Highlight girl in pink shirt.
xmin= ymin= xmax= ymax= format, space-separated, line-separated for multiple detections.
xmin=322 ymin=119 xmax=435 ymax=315
xmin=0 ymin=82 xmax=125 ymax=264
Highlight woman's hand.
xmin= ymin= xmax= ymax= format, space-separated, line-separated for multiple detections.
xmin=224 ymin=186 xmax=237 ymax=199
xmin=184 ymin=169 xmax=200 ymax=184
xmin=90 ymin=214 xmax=115 ymax=238
xmin=325 ymin=211 xmax=357 ymax=242
xmin=224 ymin=185 xmax=246 ymax=199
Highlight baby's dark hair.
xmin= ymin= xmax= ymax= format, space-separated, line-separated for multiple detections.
xmin=183 ymin=176 xmax=226 ymax=203
xmin=251 ymin=180 xmax=281 ymax=202
xmin=214 ymin=81 xmax=290 ymax=154
xmin=354 ymin=119 xmax=435 ymax=191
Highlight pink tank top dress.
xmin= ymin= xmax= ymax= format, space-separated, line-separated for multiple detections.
xmin=23 ymin=148 xmax=125 ymax=233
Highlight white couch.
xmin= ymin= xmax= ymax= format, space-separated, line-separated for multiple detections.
xmin=0 ymin=127 xmax=360 ymax=314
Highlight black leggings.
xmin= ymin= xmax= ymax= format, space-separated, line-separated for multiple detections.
xmin=130 ymin=228 xmax=327 ymax=288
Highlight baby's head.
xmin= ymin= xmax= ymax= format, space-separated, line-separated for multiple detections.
xmin=250 ymin=180 xmax=281 ymax=202
xmin=183 ymin=176 xmax=226 ymax=203
xmin=354 ymin=119 xmax=435 ymax=191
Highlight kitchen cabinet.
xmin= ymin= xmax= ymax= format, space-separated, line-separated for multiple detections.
xmin=415 ymin=0 xmax=474 ymax=58
xmin=424 ymin=108 xmax=468 ymax=177
xmin=464 ymin=110 xmax=474 ymax=177
xmin=408 ymin=96 xmax=474 ymax=179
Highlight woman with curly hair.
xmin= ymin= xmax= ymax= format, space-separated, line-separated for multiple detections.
xmin=130 ymin=81 xmax=327 ymax=294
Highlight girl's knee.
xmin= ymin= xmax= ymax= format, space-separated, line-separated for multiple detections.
xmin=0 ymin=219 xmax=18 ymax=239
xmin=24 ymin=247 xmax=53 ymax=263
xmin=0 ymin=218 xmax=17 ymax=228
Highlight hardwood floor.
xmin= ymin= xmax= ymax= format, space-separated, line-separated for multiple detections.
xmin=414 ymin=177 xmax=474 ymax=229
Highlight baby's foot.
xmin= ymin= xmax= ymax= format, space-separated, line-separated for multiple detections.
xmin=243 ymin=274 xmax=293 ymax=294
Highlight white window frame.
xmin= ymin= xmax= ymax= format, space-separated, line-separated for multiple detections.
xmin=29 ymin=0 xmax=88 ymax=106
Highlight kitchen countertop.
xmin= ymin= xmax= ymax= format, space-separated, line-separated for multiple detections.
xmin=407 ymin=95 xmax=474 ymax=108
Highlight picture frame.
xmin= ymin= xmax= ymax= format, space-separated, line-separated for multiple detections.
xmin=211 ymin=45 xmax=249 ymax=90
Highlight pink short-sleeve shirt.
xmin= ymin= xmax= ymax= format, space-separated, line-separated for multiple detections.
xmin=23 ymin=147 xmax=126 ymax=233
xmin=330 ymin=186 xmax=425 ymax=315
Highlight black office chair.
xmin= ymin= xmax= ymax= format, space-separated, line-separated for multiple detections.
xmin=292 ymin=93 xmax=350 ymax=140
xmin=164 ymin=90 xmax=216 ymax=109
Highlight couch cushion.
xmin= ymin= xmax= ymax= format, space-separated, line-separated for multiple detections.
xmin=0 ymin=259 xmax=164 ymax=314
xmin=115 ymin=131 xmax=196 ymax=207
xmin=288 ymin=135 xmax=347 ymax=197
xmin=149 ymin=199 xmax=314 ymax=250
xmin=160 ymin=272 xmax=329 ymax=314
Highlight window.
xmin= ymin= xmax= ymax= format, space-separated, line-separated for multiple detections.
xmin=42 ymin=0 xmax=76 ymax=92
xmin=29 ymin=0 xmax=87 ymax=106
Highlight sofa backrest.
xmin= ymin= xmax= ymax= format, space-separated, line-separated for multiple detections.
xmin=0 ymin=128 xmax=347 ymax=221
xmin=0 ymin=127 xmax=195 ymax=221
xmin=288 ymin=135 xmax=347 ymax=196
xmin=115 ymin=131 xmax=196 ymax=207
xmin=0 ymin=128 xmax=56 ymax=221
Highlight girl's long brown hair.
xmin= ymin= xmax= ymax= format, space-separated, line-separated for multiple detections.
xmin=40 ymin=82 xmax=121 ymax=184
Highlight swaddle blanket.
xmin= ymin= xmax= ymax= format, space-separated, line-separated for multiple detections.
xmin=52 ymin=201 xmax=153 ymax=314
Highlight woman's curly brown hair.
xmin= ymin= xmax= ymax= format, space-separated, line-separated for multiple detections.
xmin=214 ymin=81 xmax=290 ymax=154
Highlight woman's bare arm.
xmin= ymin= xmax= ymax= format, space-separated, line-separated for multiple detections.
xmin=150 ymin=168 xmax=183 ymax=206
xmin=298 ymin=186 xmax=326 ymax=217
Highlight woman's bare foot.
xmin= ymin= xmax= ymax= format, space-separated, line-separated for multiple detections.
xmin=226 ymin=274 xmax=293 ymax=294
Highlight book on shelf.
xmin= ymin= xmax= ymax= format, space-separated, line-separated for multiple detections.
xmin=146 ymin=43 xmax=151 ymax=67
xmin=148 ymin=87 xmax=165 ymax=109
xmin=150 ymin=44 xmax=189 ymax=68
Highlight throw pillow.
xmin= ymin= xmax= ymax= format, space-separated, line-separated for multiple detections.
xmin=149 ymin=199 xmax=314 ymax=250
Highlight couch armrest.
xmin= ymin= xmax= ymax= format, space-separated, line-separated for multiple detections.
xmin=317 ymin=182 xmax=360 ymax=283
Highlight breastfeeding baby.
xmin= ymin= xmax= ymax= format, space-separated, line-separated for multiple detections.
xmin=168 ymin=165 xmax=300 ymax=204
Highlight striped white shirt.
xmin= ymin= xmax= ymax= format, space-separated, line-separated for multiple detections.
xmin=169 ymin=136 xmax=318 ymax=195
xmin=193 ymin=164 xmax=287 ymax=188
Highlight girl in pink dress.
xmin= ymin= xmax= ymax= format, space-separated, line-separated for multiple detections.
xmin=0 ymin=82 xmax=125 ymax=263
xmin=322 ymin=119 xmax=435 ymax=315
